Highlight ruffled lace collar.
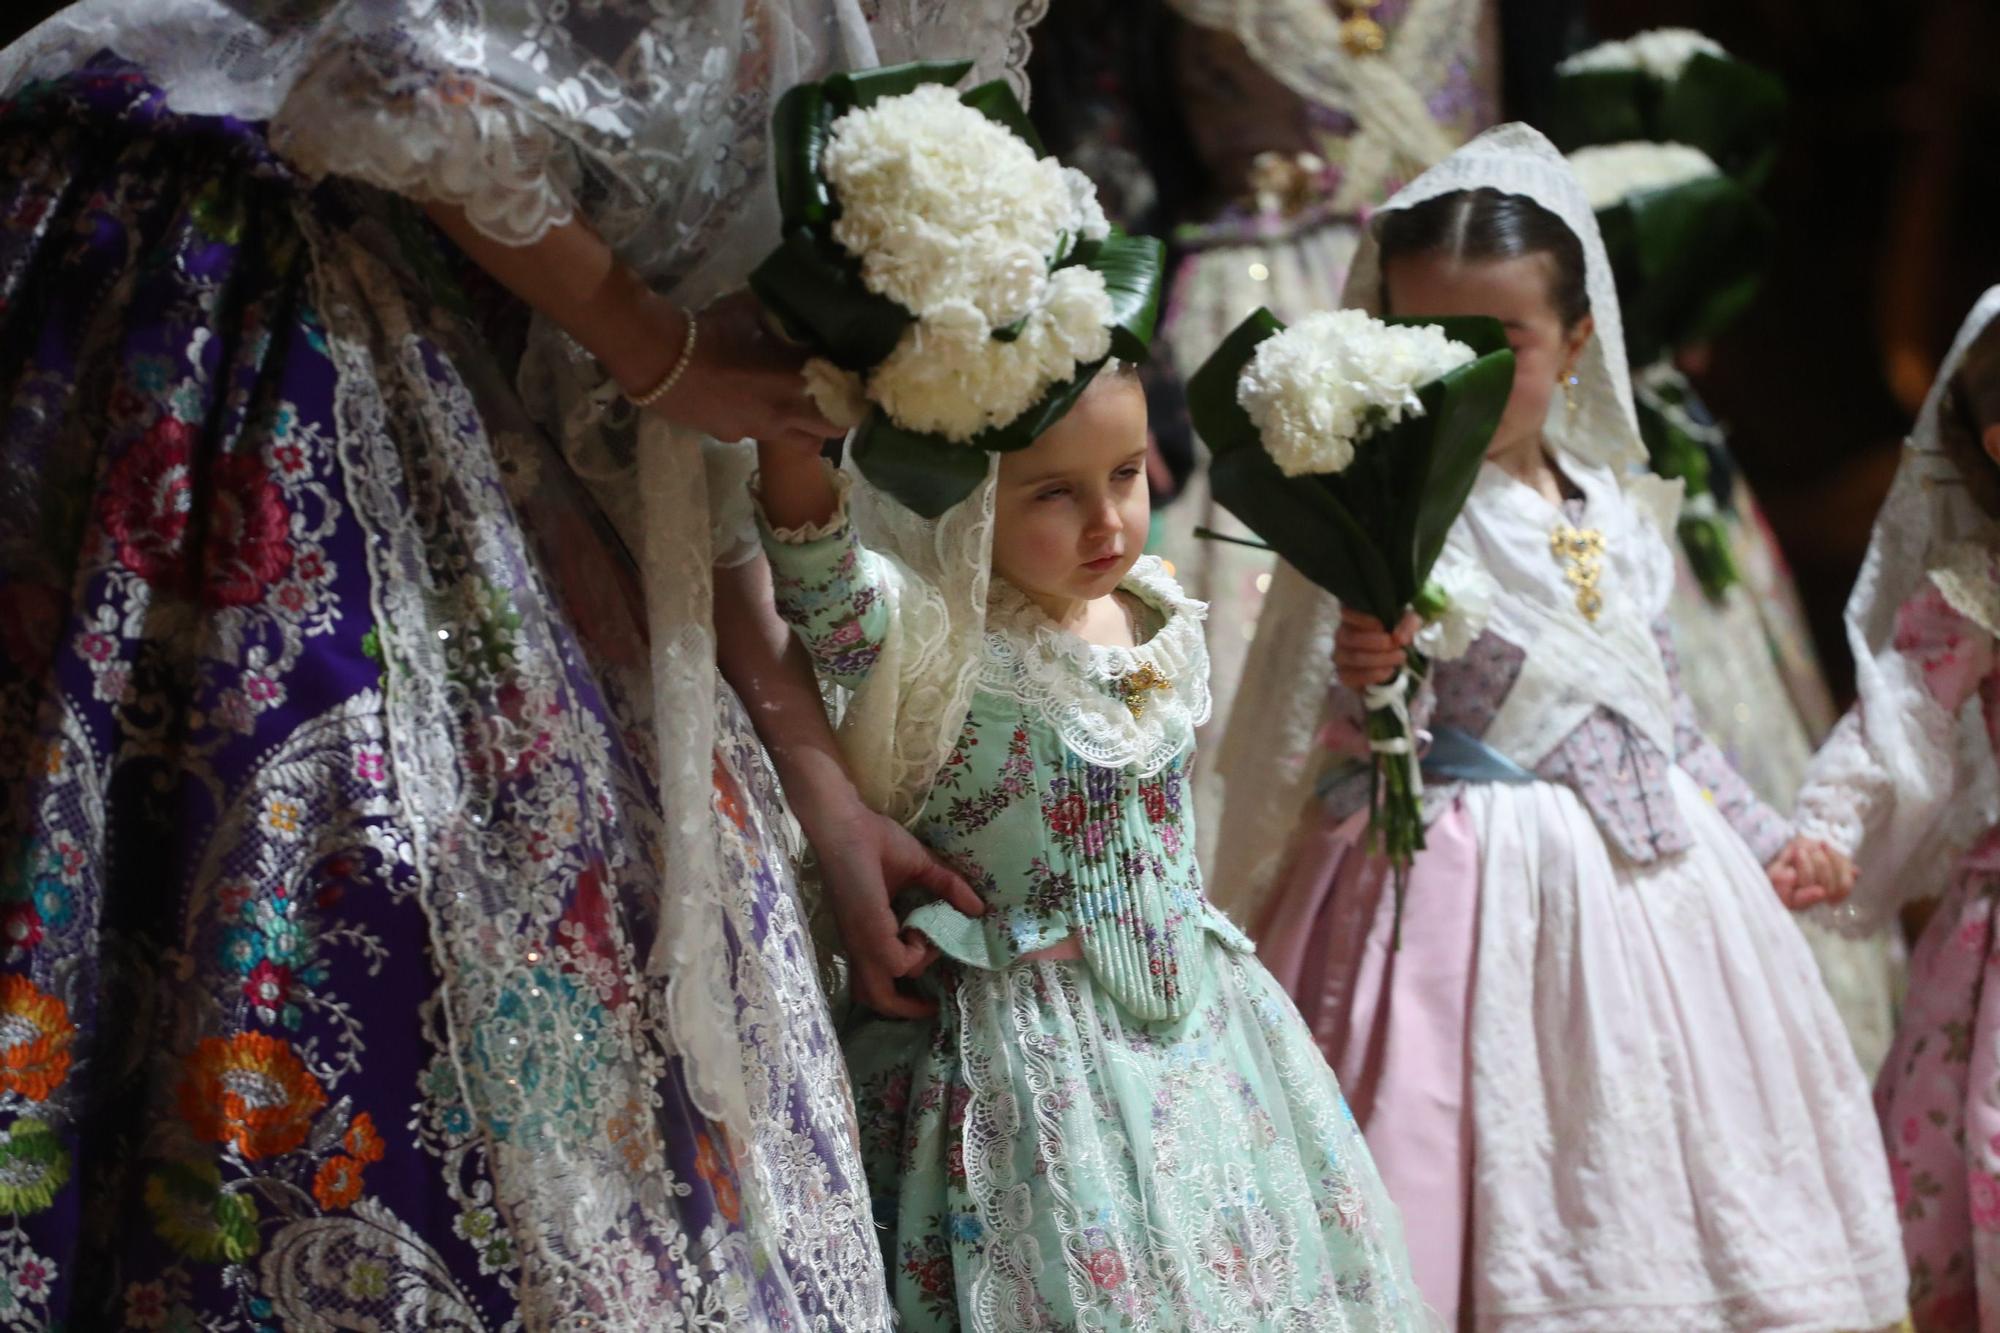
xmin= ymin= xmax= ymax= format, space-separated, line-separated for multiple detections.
xmin=1930 ymin=539 xmax=2000 ymax=639
xmin=982 ymin=556 xmax=1212 ymax=775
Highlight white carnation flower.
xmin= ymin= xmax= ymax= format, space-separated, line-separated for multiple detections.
xmin=823 ymin=84 xmax=1072 ymax=318
xmin=1567 ymin=141 xmax=1721 ymax=211
xmin=1414 ymin=546 xmax=1498 ymax=662
xmin=1559 ymin=27 xmax=1725 ymax=81
xmin=1237 ymin=309 xmax=1477 ymax=477
xmin=1062 ymin=165 xmax=1112 ymax=243
xmin=802 ymin=357 xmax=870 ymax=430
xmin=815 ymin=83 xmax=1126 ymax=444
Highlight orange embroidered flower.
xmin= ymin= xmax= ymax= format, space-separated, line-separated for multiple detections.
xmin=343 ymin=1112 xmax=385 ymax=1165
xmin=693 ymin=1129 xmax=742 ymax=1224
xmin=0 ymin=974 xmax=74 ymax=1102
xmin=311 ymin=1153 xmax=364 ymax=1211
xmin=177 ymin=1032 xmax=327 ymax=1160
xmin=712 ymin=756 xmax=750 ymax=833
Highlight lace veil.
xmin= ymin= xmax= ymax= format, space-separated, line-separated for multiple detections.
xmin=1208 ymin=123 xmax=1649 ymax=928
xmin=1802 ymin=287 xmax=2000 ymax=932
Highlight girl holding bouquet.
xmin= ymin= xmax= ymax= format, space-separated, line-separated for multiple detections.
xmin=1213 ymin=124 xmax=1906 ymax=1329
xmin=1793 ymin=288 xmax=2000 ymax=1329
xmin=743 ymin=74 xmax=1424 ymax=1319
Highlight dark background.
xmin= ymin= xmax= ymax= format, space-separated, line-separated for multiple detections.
xmin=8 ymin=0 xmax=1993 ymax=697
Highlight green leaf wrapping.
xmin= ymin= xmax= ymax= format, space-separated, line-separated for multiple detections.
xmin=1188 ymin=308 xmax=1515 ymax=621
xmin=748 ymin=228 xmax=911 ymax=371
xmin=1548 ymin=52 xmax=1786 ymax=189
xmin=1658 ymin=53 xmax=1786 ymax=187
xmin=1636 ymin=379 xmax=1741 ymax=600
xmin=1546 ymin=67 xmax=1654 ymax=153
xmin=1078 ymin=232 xmax=1169 ymax=362
xmin=848 ymin=422 xmax=998 ymax=519
xmin=1598 ymin=174 xmax=1773 ymax=366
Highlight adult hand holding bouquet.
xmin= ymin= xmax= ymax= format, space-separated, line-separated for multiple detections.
xmin=748 ymin=61 xmax=1163 ymax=517
xmin=1188 ymin=309 xmax=1514 ymax=939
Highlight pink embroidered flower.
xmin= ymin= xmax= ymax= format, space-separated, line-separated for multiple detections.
xmin=1903 ymin=1115 xmax=1922 ymax=1146
xmin=1080 ymin=822 xmax=1109 ymax=858
xmin=353 ymin=749 xmax=387 ymax=785
xmin=1045 ymin=792 xmax=1086 ymax=838
xmin=3 ymin=902 xmax=43 ymax=952
xmin=1086 ymin=1248 xmax=1126 ymax=1290
xmin=245 ymin=673 xmax=283 ymax=705
xmin=1973 ymin=1172 xmax=2000 ymax=1232
xmin=294 ymin=550 xmax=328 ymax=584
xmin=55 ymin=840 xmax=83 ymax=879
xmin=100 ymin=417 xmax=196 ymax=586
xmin=14 ymin=1254 xmax=52 ymax=1293
xmin=272 ymin=443 xmax=306 ymax=475
xmin=825 ymin=619 xmax=865 ymax=648
xmin=243 ymin=958 xmax=292 ymax=1013
xmin=1159 ymin=824 xmax=1182 ymax=859
xmin=276 ymin=582 xmax=308 ymax=612
xmin=201 ymin=453 xmax=293 ymax=607
xmin=76 ymin=632 xmax=115 ymax=664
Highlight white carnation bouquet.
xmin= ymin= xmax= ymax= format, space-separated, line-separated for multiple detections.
xmin=1567 ymin=141 xmax=1721 ymax=212
xmin=750 ymin=62 xmax=1164 ymax=517
xmin=1190 ymin=308 xmax=1516 ymax=940
xmin=1558 ymin=27 xmax=1722 ymax=81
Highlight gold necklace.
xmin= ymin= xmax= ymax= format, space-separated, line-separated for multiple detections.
xmin=1337 ymin=0 xmax=1388 ymax=56
xmin=1549 ymin=523 xmax=1607 ymax=622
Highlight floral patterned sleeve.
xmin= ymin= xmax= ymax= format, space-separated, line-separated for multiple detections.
xmin=755 ymin=469 xmax=891 ymax=689
xmin=1655 ymin=620 xmax=1794 ymax=864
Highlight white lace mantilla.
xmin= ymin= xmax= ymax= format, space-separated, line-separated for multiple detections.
xmin=1930 ymin=539 xmax=2000 ymax=638
xmin=982 ymin=556 xmax=1212 ymax=777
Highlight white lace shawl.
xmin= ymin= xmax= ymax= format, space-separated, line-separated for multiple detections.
xmin=1208 ymin=123 xmax=1656 ymax=929
xmin=1797 ymin=287 xmax=2000 ymax=934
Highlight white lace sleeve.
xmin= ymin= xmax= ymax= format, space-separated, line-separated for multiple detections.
xmin=269 ymin=38 xmax=579 ymax=247
xmin=1798 ymin=655 xmax=1967 ymax=937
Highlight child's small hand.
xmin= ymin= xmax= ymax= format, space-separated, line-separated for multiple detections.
xmin=1334 ymin=608 xmax=1421 ymax=692
xmin=1766 ymin=835 xmax=1856 ymax=910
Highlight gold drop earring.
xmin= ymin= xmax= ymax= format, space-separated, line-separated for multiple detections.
xmin=1563 ymin=372 xmax=1580 ymax=418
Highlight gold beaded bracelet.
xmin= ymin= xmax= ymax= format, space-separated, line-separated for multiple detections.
xmin=627 ymin=311 xmax=699 ymax=409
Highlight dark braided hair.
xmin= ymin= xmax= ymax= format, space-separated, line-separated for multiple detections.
xmin=1376 ymin=187 xmax=1590 ymax=329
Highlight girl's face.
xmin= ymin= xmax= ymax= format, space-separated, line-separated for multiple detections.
xmin=1383 ymin=250 xmax=1594 ymax=460
xmin=993 ymin=376 xmax=1151 ymax=614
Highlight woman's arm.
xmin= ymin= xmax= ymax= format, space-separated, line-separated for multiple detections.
xmin=713 ymin=555 xmax=982 ymax=1018
xmin=424 ymin=204 xmax=836 ymax=449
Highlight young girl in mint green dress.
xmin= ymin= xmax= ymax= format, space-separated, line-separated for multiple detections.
xmin=753 ymin=368 xmax=1428 ymax=1331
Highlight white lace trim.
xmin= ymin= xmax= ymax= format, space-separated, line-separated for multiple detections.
xmin=981 ymin=557 xmax=1211 ymax=776
xmin=755 ymin=464 xmax=854 ymax=545
xmin=271 ymin=42 xmax=579 ymax=247
xmin=1929 ymin=539 xmax=2000 ymax=639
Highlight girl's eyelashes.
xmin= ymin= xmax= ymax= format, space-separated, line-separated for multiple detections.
xmin=1114 ymin=465 xmax=1143 ymax=482
xmin=1035 ymin=485 xmax=1071 ymax=502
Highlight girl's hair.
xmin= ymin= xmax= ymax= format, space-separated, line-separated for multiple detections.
xmin=1376 ymin=187 xmax=1591 ymax=329
xmin=1939 ymin=320 xmax=2000 ymax=515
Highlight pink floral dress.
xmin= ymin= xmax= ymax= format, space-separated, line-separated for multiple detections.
xmin=1803 ymin=545 xmax=2000 ymax=1329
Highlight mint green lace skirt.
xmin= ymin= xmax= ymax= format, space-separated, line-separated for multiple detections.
xmin=846 ymin=935 xmax=1433 ymax=1331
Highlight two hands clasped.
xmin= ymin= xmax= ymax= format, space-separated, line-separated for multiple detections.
xmin=1335 ymin=609 xmax=1856 ymax=912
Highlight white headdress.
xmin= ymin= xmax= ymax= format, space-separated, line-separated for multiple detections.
xmin=1801 ymin=287 xmax=2000 ymax=932
xmin=1207 ymin=122 xmax=1648 ymax=928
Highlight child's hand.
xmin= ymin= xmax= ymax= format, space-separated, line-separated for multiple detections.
xmin=815 ymin=808 xmax=986 ymax=1020
xmin=1766 ymin=835 xmax=1856 ymax=910
xmin=1334 ymin=608 xmax=1421 ymax=692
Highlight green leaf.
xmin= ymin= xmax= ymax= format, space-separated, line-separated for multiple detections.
xmin=970 ymin=359 xmax=1110 ymax=454
xmin=1406 ymin=349 xmax=1513 ymax=581
xmin=1658 ymin=53 xmax=1787 ymax=186
xmin=828 ymin=60 xmax=976 ymax=112
xmin=769 ymin=81 xmax=834 ymax=231
xmin=1546 ymin=67 xmax=1654 ymax=152
xmin=748 ymin=228 xmax=911 ymax=371
xmin=1209 ymin=444 xmax=1399 ymax=620
xmin=850 ymin=418 xmax=995 ymax=519
xmin=959 ymin=79 xmax=1045 ymax=156
xmin=1603 ymin=174 xmax=1773 ymax=362
xmin=1073 ymin=230 xmax=1166 ymax=361
xmin=1186 ymin=308 xmax=1285 ymax=461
